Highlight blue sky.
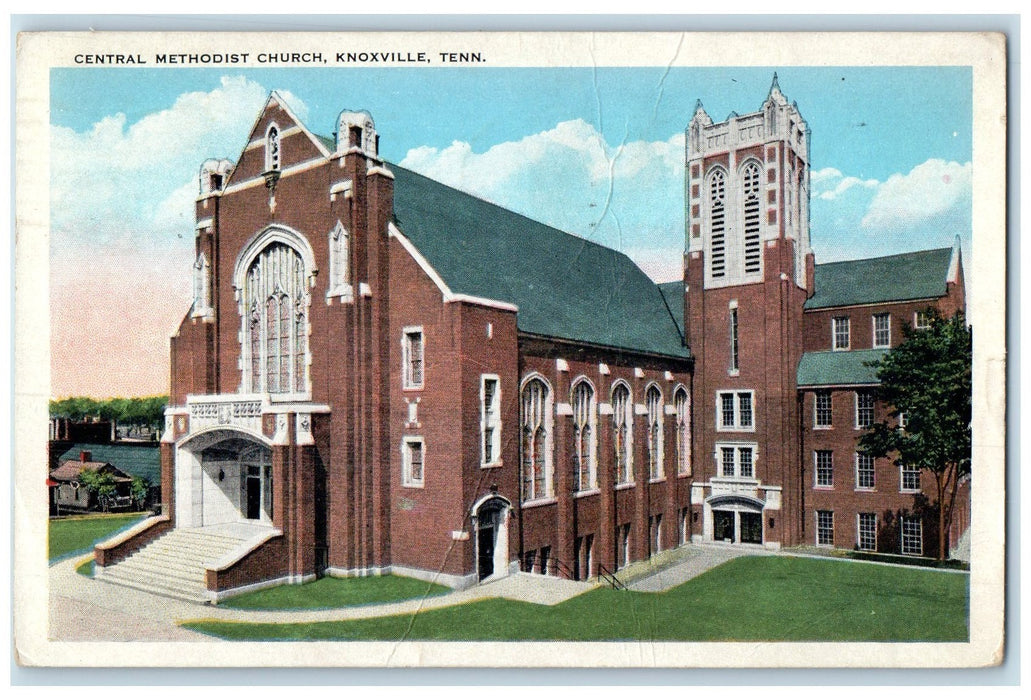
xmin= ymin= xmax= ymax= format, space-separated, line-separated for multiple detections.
xmin=49 ymin=65 xmax=972 ymax=396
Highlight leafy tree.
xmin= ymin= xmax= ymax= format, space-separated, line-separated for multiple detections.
xmin=859 ymin=310 xmax=972 ymax=561
xmin=77 ymin=468 xmax=117 ymax=511
xmin=49 ymin=395 xmax=168 ymax=433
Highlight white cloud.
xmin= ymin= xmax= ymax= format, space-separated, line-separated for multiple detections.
xmin=400 ymin=120 xmax=684 ymax=259
xmin=861 ymin=159 xmax=971 ymax=231
xmin=50 ymin=76 xmax=304 ymax=255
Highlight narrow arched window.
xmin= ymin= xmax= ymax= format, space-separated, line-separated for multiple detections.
xmin=571 ymin=381 xmax=596 ymax=492
xmin=646 ymin=385 xmax=664 ymax=480
xmin=674 ymin=388 xmax=691 ymax=476
xmin=243 ymin=242 xmax=309 ymax=394
xmin=328 ymin=222 xmax=351 ymax=300
xmin=612 ymin=383 xmax=633 ymax=485
xmin=521 ymin=378 xmax=550 ymax=501
xmin=266 ymin=125 xmax=281 ymax=172
xmin=743 ymin=162 xmax=762 ymax=275
xmin=192 ymin=253 xmax=210 ymax=316
xmin=708 ymin=170 xmax=727 ymax=278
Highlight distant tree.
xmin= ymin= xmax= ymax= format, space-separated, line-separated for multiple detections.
xmin=49 ymin=395 xmax=168 ymax=433
xmin=130 ymin=475 xmax=151 ymax=509
xmin=859 ymin=310 xmax=972 ymax=561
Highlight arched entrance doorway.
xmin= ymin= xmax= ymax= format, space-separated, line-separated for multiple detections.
xmin=707 ymin=495 xmax=764 ymax=545
xmin=175 ymin=429 xmax=274 ymax=529
xmin=472 ymin=495 xmax=511 ymax=582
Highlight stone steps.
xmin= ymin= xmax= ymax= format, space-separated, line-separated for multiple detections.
xmin=97 ymin=528 xmax=251 ymax=603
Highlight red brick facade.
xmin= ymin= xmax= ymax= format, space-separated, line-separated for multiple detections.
xmin=109 ymin=83 xmax=967 ymax=597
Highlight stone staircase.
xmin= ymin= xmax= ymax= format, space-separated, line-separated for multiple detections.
xmin=96 ymin=528 xmax=249 ymax=604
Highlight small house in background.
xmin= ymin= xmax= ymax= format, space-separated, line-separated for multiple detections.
xmin=49 ymin=451 xmax=136 ymax=513
xmin=53 ymin=443 xmax=161 ymax=508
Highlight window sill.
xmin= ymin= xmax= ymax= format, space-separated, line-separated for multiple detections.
xmin=521 ymin=496 xmax=556 ymax=509
xmin=648 ymin=477 xmax=666 ymax=484
xmin=854 ymin=487 xmax=876 ymax=493
xmin=832 ymin=347 xmax=850 ymax=352
xmin=574 ymin=488 xmax=600 ymax=499
xmin=813 ymin=425 xmax=833 ymax=431
xmin=677 ymin=470 xmax=693 ymax=479
xmin=325 ymin=284 xmax=354 ymax=301
xmin=402 ymin=482 xmax=424 ymax=489
xmin=716 ymin=426 xmax=756 ymax=433
xmin=402 ymin=385 xmax=424 ymax=392
xmin=614 ymin=482 xmax=636 ymax=491
xmin=813 ymin=485 xmax=834 ymax=491
xmin=480 ymin=461 xmax=502 ymax=470
xmin=900 ymin=488 xmax=921 ymax=494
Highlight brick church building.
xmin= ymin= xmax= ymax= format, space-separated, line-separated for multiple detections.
xmin=94 ymin=77 xmax=966 ymax=602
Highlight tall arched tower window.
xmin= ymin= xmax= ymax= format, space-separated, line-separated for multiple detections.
xmin=708 ymin=169 xmax=727 ymax=278
xmin=243 ymin=242 xmax=309 ymax=395
xmin=674 ymin=387 xmax=691 ymax=475
xmin=742 ymin=162 xmax=762 ymax=275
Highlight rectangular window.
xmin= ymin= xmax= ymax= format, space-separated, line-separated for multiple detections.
xmin=717 ymin=391 xmax=755 ymax=430
xmin=738 ymin=447 xmax=754 ymax=478
xmin=901 ymin=463 xmax=921 ymax=492
xmin=480 ymin=375 xmax=501 ymax=467
xmin=539 ymin=546 xmax=552 ymax=575
xmin=873 ymin=313 xmax=891 ymax=348
xmin=402 ymin=437 xmax=424 ymax=488
xmin=679 ymin=507 xmax=690 ymax=546
xmin=729 ymin=307 xmax=739 ymax=373
xmin=858 ymin=513 xmax=877 ymax=551
xmin=856 ymin=452 xmax=875 ymax=490
xmin=717 ymin=443 xmax=758 ymax=479
xmin=833 ymin=316 xmax=850 ymax=350
xmin=816 ymin=510 xmax=834 ymax=546
xmin=814 ymin=390 xmax=833 ymax=428
xmin=402 ymin=328 xmax=424 ymax=389
xmin=815 ymin=450 xmax=833 ymax=488
xmin=855 ymin=391 xmax=875 ymax=429
xmin=901 ymin=517 xmax=923 ymax=555
xmin=914 ymin=311 xmax=931 ymax=329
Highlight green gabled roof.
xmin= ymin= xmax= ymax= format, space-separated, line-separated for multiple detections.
xmin=387 ymin=163 xmax=690 ymax=359
xmin=805 ymin=247 xmax=953 ymax=310
xmin=657 ymin=280 xmax=685 ymax=339
xmin=797 ymin=349 xmax=887 ymax=388
xmin=57 ymin=443 xmax=161 ymax=485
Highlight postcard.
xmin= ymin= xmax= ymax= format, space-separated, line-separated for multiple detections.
xmin=14 ymin=30 xmax=1006 ymax=668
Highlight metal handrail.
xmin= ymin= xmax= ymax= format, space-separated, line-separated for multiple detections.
xmin=597 ymin=562 xmax=627 ymax=590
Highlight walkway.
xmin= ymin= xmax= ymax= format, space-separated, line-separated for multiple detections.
xmin=47 ymin=560 xmax=600 ymax=641
xmin=626 ymin=543 xmax=767 ymax=592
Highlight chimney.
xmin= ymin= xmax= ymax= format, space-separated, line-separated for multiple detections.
xmin=80 ymin=450 xmax=92 ymax=463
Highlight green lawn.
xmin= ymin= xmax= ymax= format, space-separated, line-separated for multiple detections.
xmin=183 ymin=556 xmax=969 ymax=642
xmin=220 ymin=575 xmax=450 ymax=610
xmin=48 ymin=513 xmax=146 ymax=562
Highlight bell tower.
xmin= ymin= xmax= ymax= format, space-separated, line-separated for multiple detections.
xmin=684 ymin=75 xmax=814 ymax=548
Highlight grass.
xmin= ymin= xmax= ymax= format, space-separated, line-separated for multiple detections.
xmin=48 ymin=513 xmax=147 ymax=562
xmin=182 ymin=555 xmax=969 ymax=642
xmin=219 ymin=575 xmax=451 ymax=610
xmin=75 ymin=558 xmax=95 ymax=577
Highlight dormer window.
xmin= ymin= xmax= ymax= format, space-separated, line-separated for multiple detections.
xmin=265 ymin=125 xmax=281 ymax=172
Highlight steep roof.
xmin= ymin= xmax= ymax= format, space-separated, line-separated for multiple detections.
xmin=805 ymin=247 xmax=953 ymax=310
xmin=387 ymin=163 xmax=690 ymax=359
xmin=797 ymin=349 xmax=887 ymax=388
xmin=657 ymin=280 xmax=686 ymax=339
xmin=56 ymin=443 xmax=160 ymax=485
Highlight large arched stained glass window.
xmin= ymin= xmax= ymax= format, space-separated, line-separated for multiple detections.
xmin=571 ymin=380 xmax=596 ymax=492
xmin=521 ymin=377 xmax=551 ymax=501
xmin=244 ymin=242 xmax=309 ymax=394
xmin=612 ymin=383 xmax=633 ymax=485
